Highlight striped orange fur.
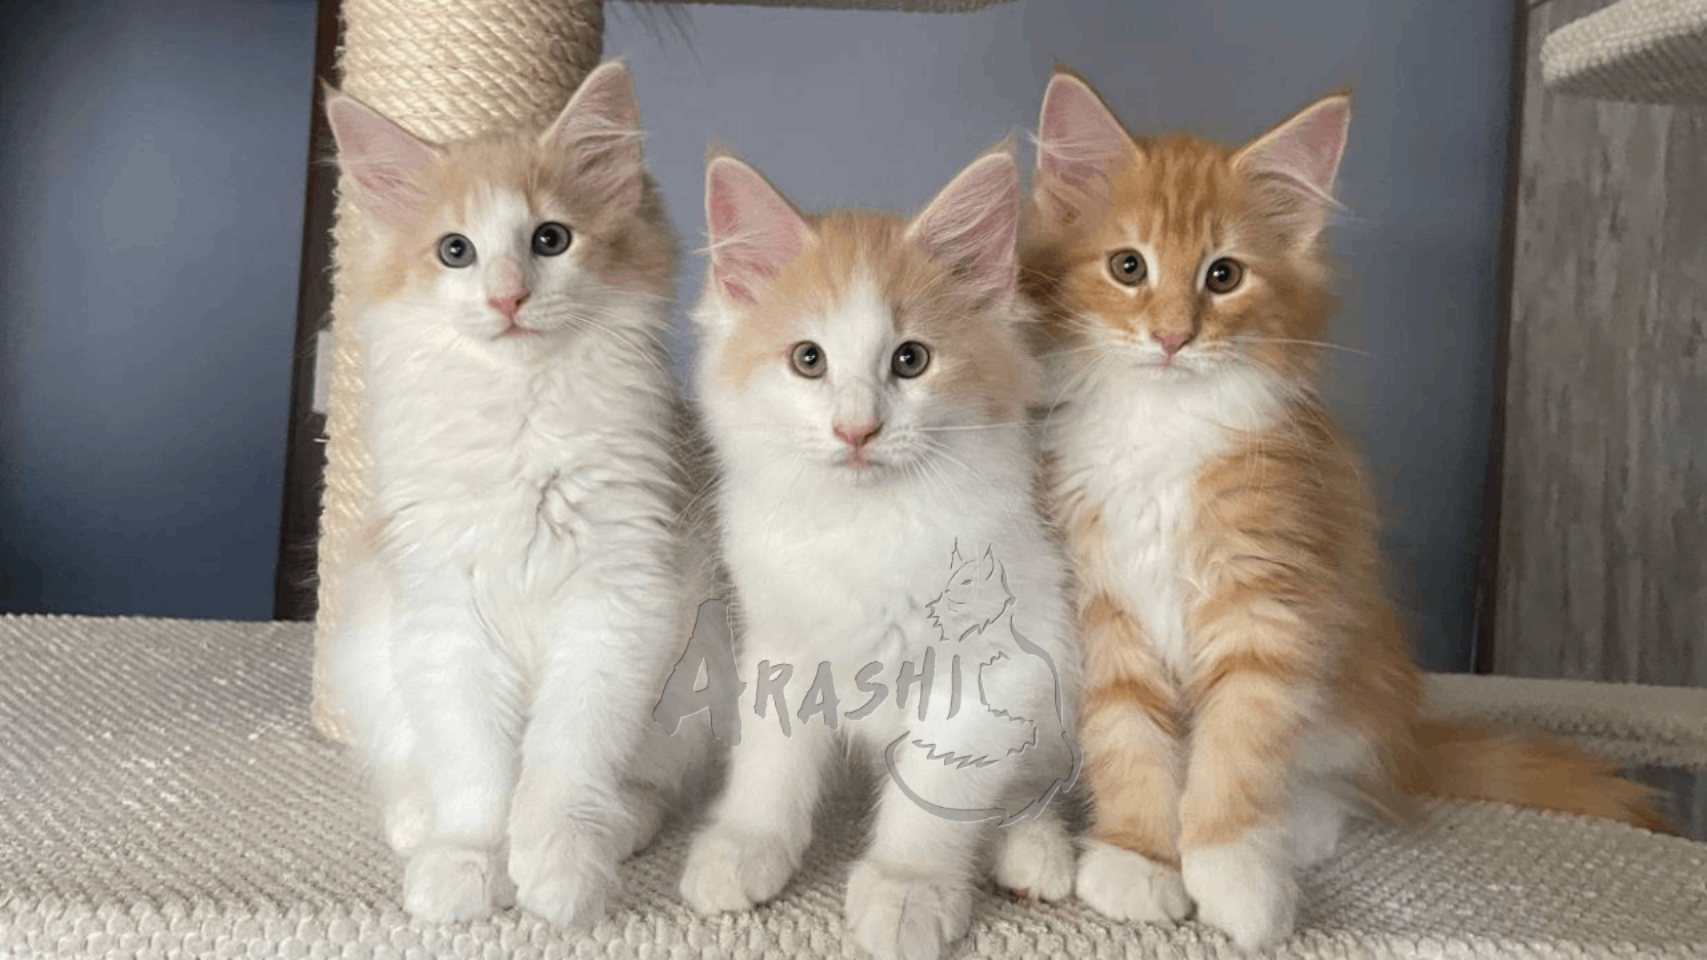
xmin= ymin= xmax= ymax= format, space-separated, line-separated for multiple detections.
xmin=1025 ymin=69 xmax=1663 ymax=950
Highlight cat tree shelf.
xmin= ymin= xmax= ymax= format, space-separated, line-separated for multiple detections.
xmin=1542 ymin=0 xmax=1707 ymax=103
xmin=2 ymin=615 xmax=1704 ymax=959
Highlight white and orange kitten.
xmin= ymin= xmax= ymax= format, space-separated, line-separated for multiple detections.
xmin=680 ymin=147 xmax=1080 ymax=960
xmin=321 ymin=61 xmax=709 ymax=926
xmin=1025 ymin=69 xmax=1661 ymax=951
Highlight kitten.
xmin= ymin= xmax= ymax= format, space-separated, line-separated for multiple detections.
xmin=679 ymin=146 xmax=1080 ymax=960
xmin=321 ymin=61 xmax=710 ymax=926
xmin=1024 ymin=70 xmax=1664 ymax=951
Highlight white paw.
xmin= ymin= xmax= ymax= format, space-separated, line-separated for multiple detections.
xmin=1181 ymin=832 xmax=1299 ymax=951
xmin=615 ymin=784 xmax=669 ymax=860
xmin=1074 ymin=841 xmax=1192 ymax=925
xmin=845 ymin=860 xmax=972 ymax=960
xmin=992 ymin=817 xmax=1074 ymax=902
xmin=509 ymin=829 xmax=614 ymax=927
xmin=679 ymin=828 xmax=800 ymax=914
xmin=403 ymin=845 xmax=499 ymax=923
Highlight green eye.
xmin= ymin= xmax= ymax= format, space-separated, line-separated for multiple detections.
xmin=790 ymin=341 xmax=825 ymax=378
xmin=437 ymin=233 xmax=475 ymax=268
xmin=891 ymin=341 xmax=931 ymax=379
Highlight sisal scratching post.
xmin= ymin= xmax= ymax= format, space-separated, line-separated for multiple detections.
xmin=312 ymin=0 xmax=605 ymax=742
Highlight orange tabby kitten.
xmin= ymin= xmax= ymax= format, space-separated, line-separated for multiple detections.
xmin=1024 ymin=70 xmax=1663 ymax=951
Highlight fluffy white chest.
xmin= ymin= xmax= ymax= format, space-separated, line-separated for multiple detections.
xmin=359 ymin=316 xmax=673 ymax=626
xmin=1051 ymin=366 xmax=1284 ymax=675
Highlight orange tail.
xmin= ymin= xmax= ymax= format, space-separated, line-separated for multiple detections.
xmin=1406 ymin=720 xmax=1668 ymax=832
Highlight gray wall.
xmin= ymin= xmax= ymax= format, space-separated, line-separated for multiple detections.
xmin=0 ymin=1 xmax=317 ymax=619
xmin=608 ymin=0 xmax=1517 ymax=672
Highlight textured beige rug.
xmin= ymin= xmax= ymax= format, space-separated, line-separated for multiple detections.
xmin=2 ymin=615 xmax=1704 ymax=959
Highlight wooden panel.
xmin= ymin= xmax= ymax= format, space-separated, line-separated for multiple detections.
xmin=274 ymin=0 xmax=341 ymax=621
xmin=1497 ymin=0 xmax=1707 ymax=686
xmin=1496 ymin=0 xmax=1707 ymax=838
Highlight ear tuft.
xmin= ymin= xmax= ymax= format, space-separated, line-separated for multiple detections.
xmin=1035 ymin=71 xmax=1135 ymax=223
xmin=705 ymin=154 xmax=810 ymax=307
xmin=1233 ymin=90 xmax=1353 ymax=237
xmin=325 ymin=91 xmax=441 ymax=229
xmin=543 ymin=60 xmax=646 ymax=211
xmin=906 ymin=147 xmax=1020 ymax=303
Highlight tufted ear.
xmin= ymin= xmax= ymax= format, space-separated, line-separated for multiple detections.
xmin=1035 ymin=70 xmax=1137 ymax=224
xmin=906 ymin=147 xmax=1020 ymax=304
xmin=705 ymin=154 xmax=810 ymax=307
xmin=1233 ymin=90 xmax=1353 ymax=238
xmin=325 ymin=89 xmax=442 ymax=229
xmin=541 ymin=59 xmax=646 ymax=212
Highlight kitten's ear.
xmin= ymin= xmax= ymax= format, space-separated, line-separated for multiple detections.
xmin=949 ymin=541 xmax=966 ymax=569
xmin=1233 ymin=90 xmax=1353 ymax=236
xmin=906 ymin=147 xmax=1020 ymax=303
xmin=1035 ymin=71 xmax=1136 ymax=223
xmin=325 ymin=89 xmax=442 ymax=229
xmin=542 ymin=60 xmax=646 ymax=211
xmin=706 ymin=154 xmax=810 ymax=307
xmin=978 ymin=545 xmax=999 ymax=579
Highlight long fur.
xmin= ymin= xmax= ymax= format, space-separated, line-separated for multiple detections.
xmin=1024 ymin=68 xmax=1663 ymax=952
xmin=321 ymin=61 xmax=712 ymax=928
xmin=680 ymin=148 xmax=1082 ymax=960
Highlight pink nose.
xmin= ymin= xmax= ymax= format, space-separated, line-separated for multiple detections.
xmin=1154 ymin=331 xmax=1192 ymax=357
xmin=488 ymin=290 xmax=529 ymax=323
xmin=834 ymin=421 xmax=881 ymax=449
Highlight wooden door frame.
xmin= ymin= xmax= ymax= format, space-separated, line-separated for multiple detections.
xmin=1469 ymin=0 xmax=1531 ymax=673
xmin=273 ymin=0 xmax=341 ymax=620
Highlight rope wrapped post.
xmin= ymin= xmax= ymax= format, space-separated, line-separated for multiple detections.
xmin=312 ymin=0 xmax=605 ymax=742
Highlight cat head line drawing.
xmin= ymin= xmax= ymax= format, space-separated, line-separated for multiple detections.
xmin=925 ymin=540 xmax=1017 ymax=644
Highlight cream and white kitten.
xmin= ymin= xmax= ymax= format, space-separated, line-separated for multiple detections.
xmin=680 ymin=147 xmax=1081 ymax=960
xmin=322 ymin=61 xmax=709 ymax=926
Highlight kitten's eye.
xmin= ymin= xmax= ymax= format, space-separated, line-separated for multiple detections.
xmin=891 ymin=341 xmax=931 ymax=379
xmin=1108 ymin=249 xmax=1147 ymax=286
xmin=1205 ymin=257 xmax=1244 ymax=294
xmin=437 ymin=234 xmax=476 ymax=268
xmin=790 ymin=341 xmax=826 ymax=379
xmin=532 ymin=221 xmax=571 ymax=257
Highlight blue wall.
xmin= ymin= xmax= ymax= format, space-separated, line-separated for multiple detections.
xmin=0 ymin=1 xmax=317 ymax=619
xmin=1 ymin=0 xmax=1515 ymax=671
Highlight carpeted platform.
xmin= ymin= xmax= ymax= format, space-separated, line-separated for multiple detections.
xmin=2 ymin=615 xmax=1705 ymax=959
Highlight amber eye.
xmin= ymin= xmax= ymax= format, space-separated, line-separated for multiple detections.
xmin=1205 ymin=257 xmax=1244 ymax=294
xmin=790 ymin=341 xmax=826 ymax=378
xmin=1108 ymin=249 xmax=1147 ymax=286
xmin=891 ymin=341 xmax=931 ymax=379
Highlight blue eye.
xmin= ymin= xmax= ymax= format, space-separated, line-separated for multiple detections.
xmin=437 ymin=233 xmax=475 ymax=268
xmin=532 ymin=221 xmax=571 ymax=256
